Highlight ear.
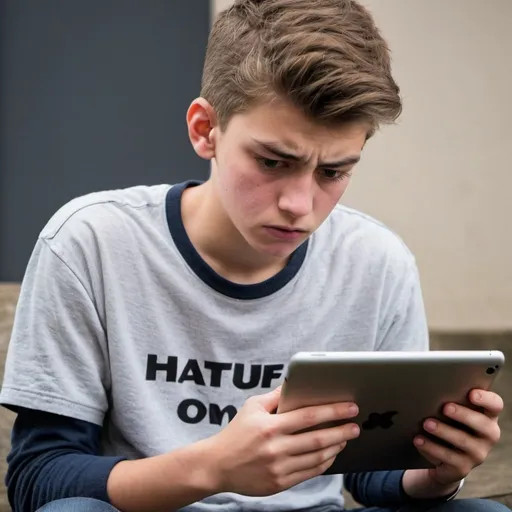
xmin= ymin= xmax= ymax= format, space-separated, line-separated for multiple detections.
xmin=186 ymin=98 xmax=218 ymax=160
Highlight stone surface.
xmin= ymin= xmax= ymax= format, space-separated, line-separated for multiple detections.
xmin=0 ymin=284 xmax=511 ymax=511
xmin=0 ymin=285 xmax=19 ymax=511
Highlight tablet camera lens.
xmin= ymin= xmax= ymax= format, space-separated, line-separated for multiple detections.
xmin=486 ymin=367 xmax=495 ymax=375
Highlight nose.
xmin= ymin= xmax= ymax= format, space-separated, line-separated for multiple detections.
xmin=277 ymin=173 xmax=315 ymax=219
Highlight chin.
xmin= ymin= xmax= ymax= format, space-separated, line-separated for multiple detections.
xmin=250 ymin=239 xmax=300 ymax=260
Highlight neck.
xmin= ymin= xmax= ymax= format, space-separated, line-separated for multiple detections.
xmin=181 ymin=180 xmax=288 ymax=285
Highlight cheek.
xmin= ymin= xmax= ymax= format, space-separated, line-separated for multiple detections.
xmin=315 ymin=180 xmax=351 ymax=217
xmin=225 ymin=162 xmax=274 ymax=216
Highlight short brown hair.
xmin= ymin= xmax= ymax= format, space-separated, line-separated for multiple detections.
xmin=201 ymin=0 xmax=402 ymax=135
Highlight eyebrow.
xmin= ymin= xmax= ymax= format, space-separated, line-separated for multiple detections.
xmin=253 ymin=139 xmax=361 ymax=168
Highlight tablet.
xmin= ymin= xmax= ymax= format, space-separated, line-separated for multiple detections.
xmin=277 ymin=350 xmax=505 ymax=474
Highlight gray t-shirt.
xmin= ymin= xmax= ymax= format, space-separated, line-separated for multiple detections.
xmin=0 ymin=181 xmax=428 ymax=511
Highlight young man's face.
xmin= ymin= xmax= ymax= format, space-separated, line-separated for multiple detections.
xmin=196 ymin=100 xmax=368 ymax=260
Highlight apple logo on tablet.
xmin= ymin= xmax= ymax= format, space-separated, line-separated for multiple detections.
xmin=362 ymin=411 xmax=397 ymax=430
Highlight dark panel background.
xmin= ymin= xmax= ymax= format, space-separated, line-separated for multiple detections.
xmin=0 ymin=0 xmax=210 ymax=280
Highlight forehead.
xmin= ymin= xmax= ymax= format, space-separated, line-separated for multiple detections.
xmin=225 ymin=100 xmax=369 ymax=154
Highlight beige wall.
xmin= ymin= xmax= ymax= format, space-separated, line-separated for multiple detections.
xmin=211 ymin=0 xmax=512 ymax=331
xmin=213 ymin=0 xmax=234 ymax=14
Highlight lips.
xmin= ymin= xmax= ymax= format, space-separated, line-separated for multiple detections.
xmin=271 ymin=227 xmax=305 ymax=232
xmin=264 ymin=226 xmax=307 ymax=241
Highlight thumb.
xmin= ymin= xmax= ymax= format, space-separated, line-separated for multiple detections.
xmin=254 ymin=385 xmax=283 ymax=413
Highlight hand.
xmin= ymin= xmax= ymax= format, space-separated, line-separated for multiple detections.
xmin=403 ymin=389 xmax=503 ymax=499
xmin=206 ymin=386 xmax=360 ymax=496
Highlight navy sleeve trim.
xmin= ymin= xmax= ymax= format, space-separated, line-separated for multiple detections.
xmin=6 ymin=407 xmax=126 ymax=512
xmin=344 ymin=470 xmax=406 ymax=507
xmin=344 ymin=470 xmax=464 ymax=507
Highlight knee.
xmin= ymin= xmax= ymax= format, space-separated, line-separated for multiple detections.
xmin=435 ymin=498 xmax=511 ymax=512
xmin=36 ymin=497 xmax=120 ymax=512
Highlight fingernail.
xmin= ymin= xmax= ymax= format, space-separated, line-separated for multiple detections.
xmin=352 ymin=425 xmax=360 ymax=436
xmin=446 ymin=404 xmax=456 ymax=415
xmin=349 ymin=404 xmax=359 ymax=415
xmin=425 ymin=420 xmax=437 ymax=431
xmin=414 ymin=437 xmax=425 ymax=446
xmin=474 ymin=392 xmax=482 ymax=402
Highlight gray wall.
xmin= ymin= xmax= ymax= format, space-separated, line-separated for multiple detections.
xmin=0 ymin=0 xmax=210 ymax=281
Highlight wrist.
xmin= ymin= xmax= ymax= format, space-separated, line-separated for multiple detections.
xmin=107 ymin=439 xmax=223 ymax=512
xmin=183 ymin=437 xmax=225 ymax=496
xmin=402 ymin=469 xmax=462 ymax=501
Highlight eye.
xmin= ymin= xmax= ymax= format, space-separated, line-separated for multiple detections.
xmin=319 ymin=169 xmax=352 ymax=181
xmin=257 ymin=158 xmax=287 ymax=170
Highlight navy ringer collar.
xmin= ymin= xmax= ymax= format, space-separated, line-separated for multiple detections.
xmin=165 ymin=181 xmax=309 ymax=300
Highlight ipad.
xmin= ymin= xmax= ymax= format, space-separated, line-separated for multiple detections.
xmin=277 ymin=350 xmax=505 ymax=474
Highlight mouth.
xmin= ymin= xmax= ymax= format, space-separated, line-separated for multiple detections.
xmin=268 ymin=226 xmax=307 ymax=233
xmin=264 ymin=225 xmax=308 ymax=241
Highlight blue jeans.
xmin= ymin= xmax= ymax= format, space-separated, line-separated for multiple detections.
xmin=36 ymin=499 xmax=118 ymax=511
xmin=35 ymin=497 xmax=511 ymax=511
xmin=352 ymin=498 xmax=511 ymax=512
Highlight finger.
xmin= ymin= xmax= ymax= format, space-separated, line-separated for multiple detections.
xmin=413 ymin=438 xmax=443 ymax=467
xmin=282 ymin=442 xmax=343 ymax=474
xmin=283 ymin=423 xmax=360 ymax=455
xmin=469 ymin=390 xmax=504 ymax=418
xmin=443 ymin=403 xmax=501 ymax=444
xmin=413 ymin=436 xmax=469 ymax=475
xmin=277 ymin=402 xmax=359 ymax=434
xmin=422 ymin=419 xmax=489 ymax=465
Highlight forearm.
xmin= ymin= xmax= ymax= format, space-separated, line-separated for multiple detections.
xmin=107 ymin=437 xmax=221 ymax=512
xmin=402 ymin=469 xmax=460 ymax=500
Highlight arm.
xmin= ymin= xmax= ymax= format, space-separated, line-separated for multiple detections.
xmin=107 ymin=392 xmax=360 ymax=511
xmin=2 ymin=235 xmax=222 ymax=511
xmin=352 ymin=258 xmax=502 ymax=504
xmin=7 ymin=397 xmax=366 ymax=512
xmin=377 ymin=262 xmax=471 ymax=500
xmin=371 ymin=261 xmax=464 ymax=502
xmin=6 ymin=408 xmax=220 ymax=512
